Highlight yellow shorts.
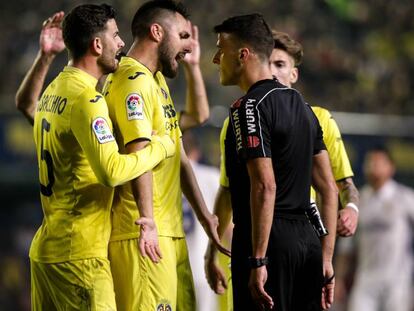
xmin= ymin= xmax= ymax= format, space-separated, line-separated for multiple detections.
xmin=30 ymin=258 xmax=116 ymax=311
xmin=109 ymin=237 xmax=195 ymax=311
xmin=217 ymin=253 xmax=233 ymax=311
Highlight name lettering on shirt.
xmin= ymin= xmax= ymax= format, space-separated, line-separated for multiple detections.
xmin=37 ymin=94 xmax=67 ymax=115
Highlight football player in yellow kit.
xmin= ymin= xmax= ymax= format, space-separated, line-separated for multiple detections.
xmin=103 ymin=1 xmax=229 ymax=310
xmin=15 ymin=6 xmax=174 ymax=310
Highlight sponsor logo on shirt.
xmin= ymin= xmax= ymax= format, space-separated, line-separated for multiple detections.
xmin=245 ymin=98 xmax=256 ymax=134
xmin=128 ymin=71 xmax=145 ymax=80
xmin=162 ymin=104 xmax=176 ymax=119
xmin=92 ymin=117 xmax=115 ymax=144
xmin=89 ymin=95 xmax=102 ymax=103
xmin=231 ymin=108 xmax=243 ymax=151
xmin=126 ymin=93 xmax=144 ymax=120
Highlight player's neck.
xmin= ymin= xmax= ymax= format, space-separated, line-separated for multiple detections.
xmin=69 ymin=57 xmax=103 ymax=80
xmin=127 ymin=40 xmax=158 ymax=75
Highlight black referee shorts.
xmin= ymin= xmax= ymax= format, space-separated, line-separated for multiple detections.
xmin=231 ymin=216 xmax=323 ymax=311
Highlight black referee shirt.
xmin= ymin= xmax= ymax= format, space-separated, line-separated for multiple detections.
xmin=225 ymin=79 xmax=325 ymax=235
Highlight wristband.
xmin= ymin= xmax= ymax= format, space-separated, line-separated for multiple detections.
xmin=248 ymin=256 xmax=268 ymax=269
xmin=346 ymin=203 xmax=359 ymax=213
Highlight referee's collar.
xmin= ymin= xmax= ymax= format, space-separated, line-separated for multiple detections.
xmin=247 ymin=78 xmax=278 ymax=93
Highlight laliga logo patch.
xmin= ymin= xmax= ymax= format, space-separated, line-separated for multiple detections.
xmin=92 ymin=117 xmax=115 ymax=144
xmin=126 ymin=93 xmax=144 ymax=120
xmin=156 ymin=302 xmax=172 ymax=311
xmin=247 ymin=135 xmax=260 ymax=148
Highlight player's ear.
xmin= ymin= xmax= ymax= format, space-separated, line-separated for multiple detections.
xmin=150 ymin=23 xmax=164 ymax=43
xmin=91 ymin=36 xmax=103 ymax=56
xmin=238 ymin=47 xmax=250 ymax=63
xmin=290 ymin=67 xmax=299 ymax=84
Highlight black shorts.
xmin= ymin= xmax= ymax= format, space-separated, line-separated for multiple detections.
xmin=231 ymin=216 xmax=323 ymax=311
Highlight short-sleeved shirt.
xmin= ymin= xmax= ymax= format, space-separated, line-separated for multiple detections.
xmin=104 ymin=57 xmax=184 ymax=240
xmin=31 ymin=66 xmax=165 ymax=263
xmin=310 ymin=106 xmax=353 ymax=200
xmin=224 ymin=79 xmax=325 ymax=238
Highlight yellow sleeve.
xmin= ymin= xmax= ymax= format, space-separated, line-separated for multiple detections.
xmin=313 ymin=107 xmax=353 ymax=181
xmin=116 ymin=76 xmax=155 ymax=145
xmin=219 ymin=117 xmax=230 ymax=187
xmin=71 ymin=89 xmax=168 ymax=187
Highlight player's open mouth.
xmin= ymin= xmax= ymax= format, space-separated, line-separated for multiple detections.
xmin=175 ymin=52 xmax=186 ymax=61
xmin=116 ymin=51 xmax=126 ymax=61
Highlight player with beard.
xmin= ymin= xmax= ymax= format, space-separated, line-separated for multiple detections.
xmin=22 ymin=5 xmax=175 ymax=310
xmin=102 ymin=1 xmax=229 ymax=310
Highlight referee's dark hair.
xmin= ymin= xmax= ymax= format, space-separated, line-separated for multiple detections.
xmin=131 ymin=0 xmax=189 ymax=39
xmin=214 ymin=14 xmax=274 ymax=61
xmin=63 ymin=4 xmax=116 ymax=60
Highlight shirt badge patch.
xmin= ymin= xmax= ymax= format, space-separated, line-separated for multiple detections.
xmin=126 ymin=93 xmax=144 ymax=120
xmin=160 ymin=88 xmax=168 ymax=99
xmin=92 ymin=117 xmax=115 ymax=144
xmin=247 ymin=135 xmax=260 ymax=148
xmin=232 ymin=98 xmax=242 ymax=108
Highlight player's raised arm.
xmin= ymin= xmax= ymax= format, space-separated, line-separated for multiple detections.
xmin=15 ymin=11 xmax=65 ymax=125
xmin=179 ymin=23 xmax=209 ymax=131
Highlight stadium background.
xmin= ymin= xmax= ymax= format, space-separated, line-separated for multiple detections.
xmin=0 ymin=0 xmax=413 ymax=309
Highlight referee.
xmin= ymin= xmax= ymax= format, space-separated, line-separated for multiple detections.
xmin=210 ymin=14 xmax=338 ymax=311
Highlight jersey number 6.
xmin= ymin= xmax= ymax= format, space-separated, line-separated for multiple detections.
xmin=40 ymin=118 xmax=55 ymax=197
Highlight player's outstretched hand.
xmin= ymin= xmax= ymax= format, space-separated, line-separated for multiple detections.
xmin=201 ymin=214 xmax=231 ymax=257
xmin=135 ymin=217 xmax=162 ymax=263
xmin=40 ymin=11 xmax=65 ymax=56
xmin=204 ymin=255 xmax=228 ymax=295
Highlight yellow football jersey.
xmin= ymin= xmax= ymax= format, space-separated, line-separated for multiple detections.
xmin=104 ymin=57 xmax=184 ymax=240
xmin=219 ymin=117 xmax=230 ymax=188
xmin=311 ymin=106 xmax=353 ymax=199
xmin=30 ymin=66 xmax=169 ymax=263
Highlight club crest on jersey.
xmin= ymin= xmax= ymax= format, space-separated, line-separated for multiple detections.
xmin=126 ymin=93 xmax=144 ymax=120
xmin=156 ymin=302 xmax=172 ymax=311
xmin=160 ymin=88 xmax=168 ymax=99
xmin=92 ymin=117 xmax=115 ymax=144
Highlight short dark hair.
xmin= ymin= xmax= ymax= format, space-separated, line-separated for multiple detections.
xmin=214 ymin=14 xmax=274 ymax=61
xmin=272 ymin=30 xmax=304 ymax=66
xmin=62 ymin=4 xmax=116 ymax=60
xmin=131 ymin=0 xmax=189 ymax=39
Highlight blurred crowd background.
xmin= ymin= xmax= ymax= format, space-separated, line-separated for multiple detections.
xmin=1 ymin=0 xmax=414 ymax=310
